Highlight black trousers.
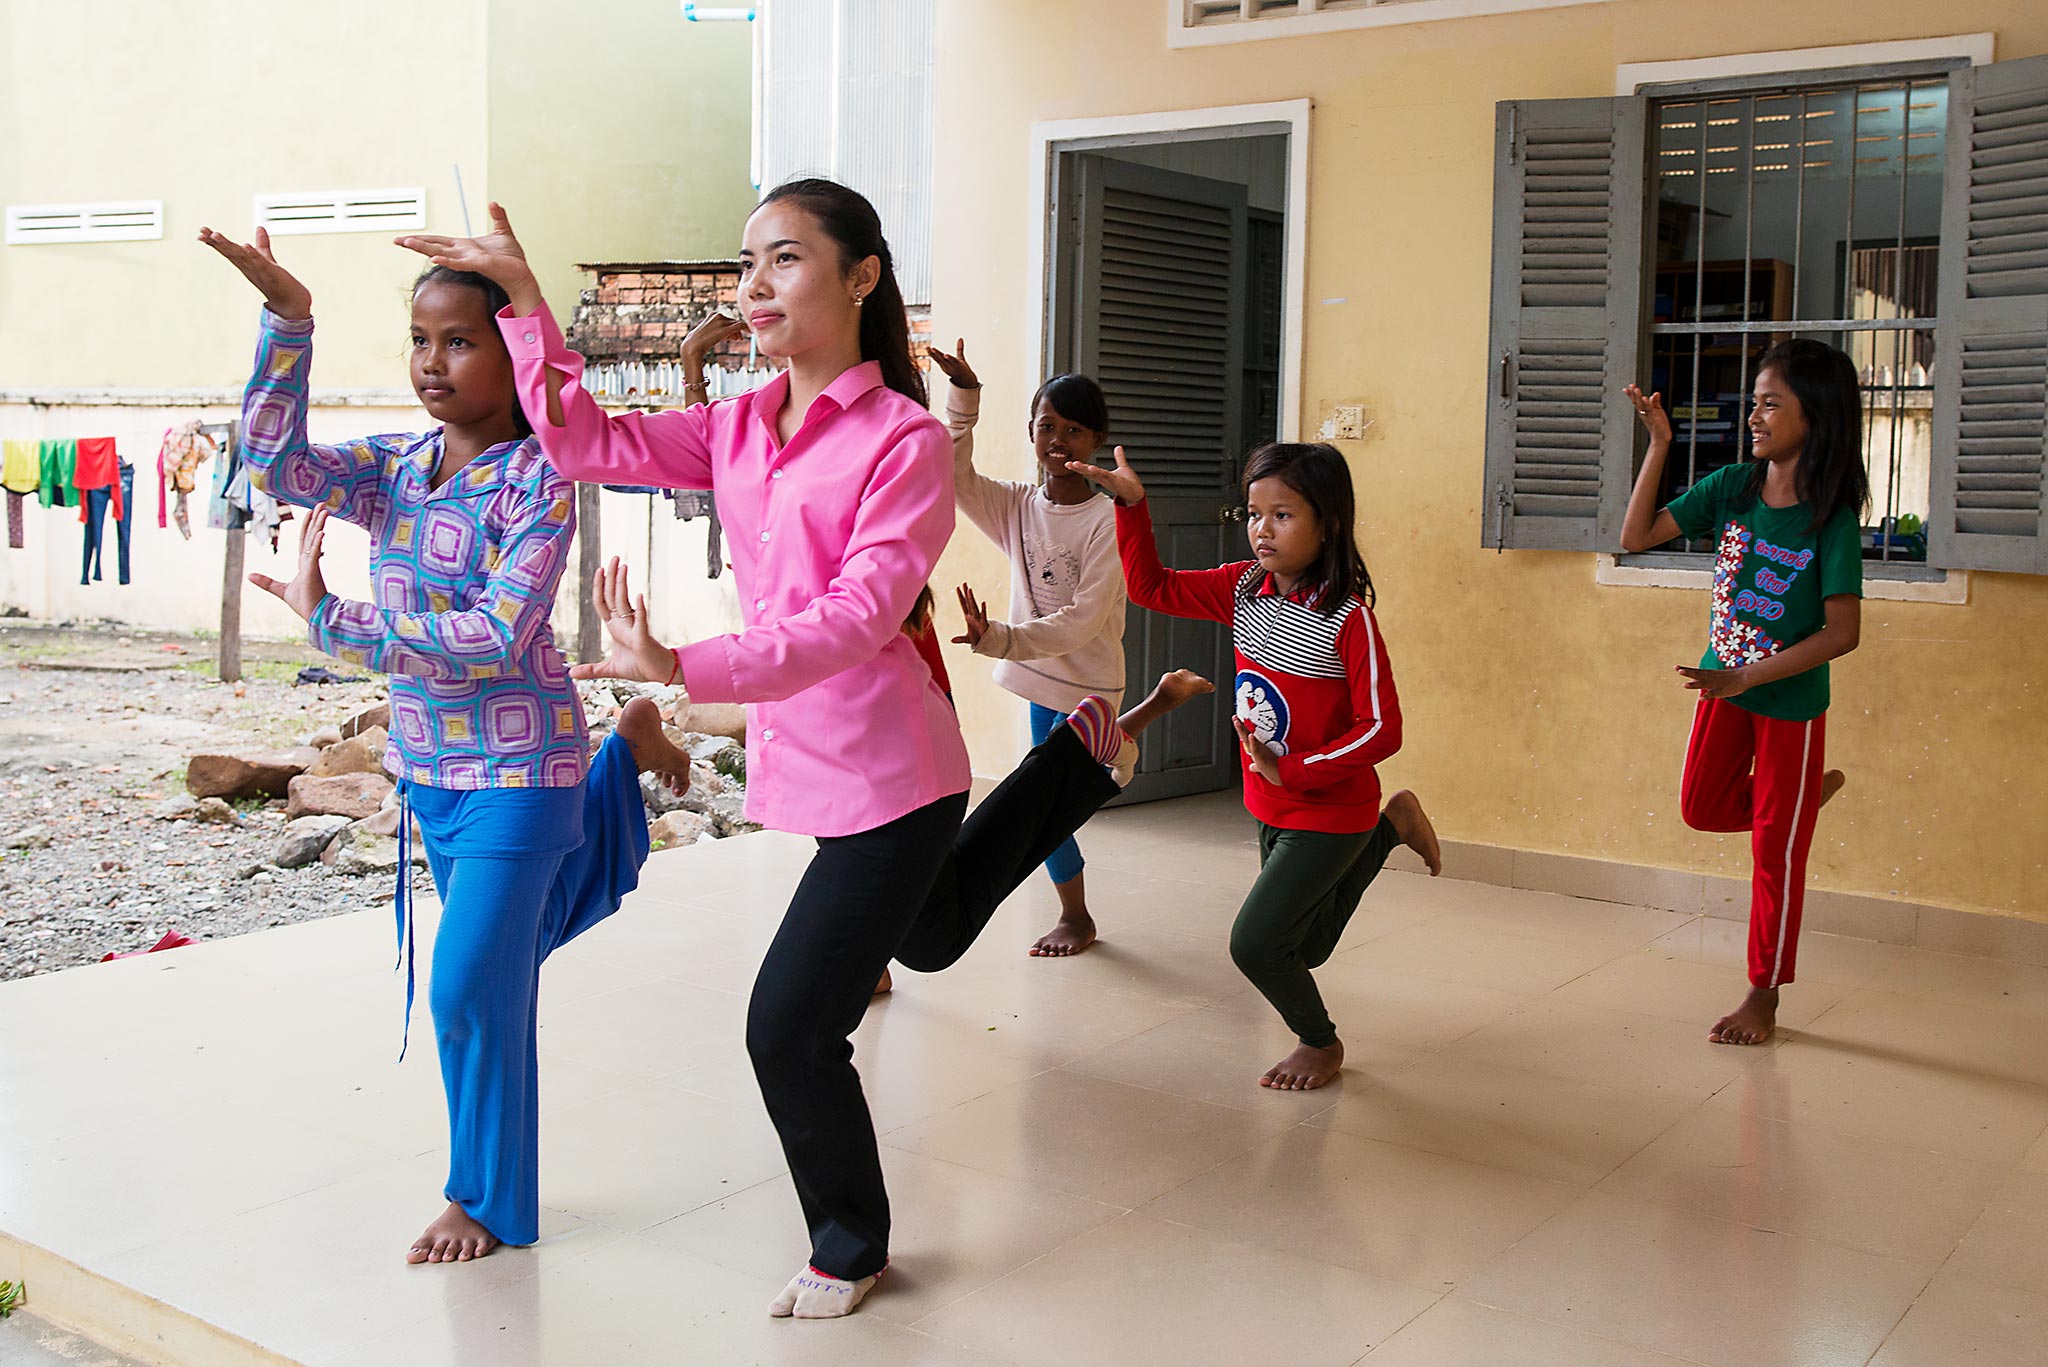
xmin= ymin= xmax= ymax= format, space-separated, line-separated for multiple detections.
xmin=746 ymin=723 xmax=1117 ymax=1279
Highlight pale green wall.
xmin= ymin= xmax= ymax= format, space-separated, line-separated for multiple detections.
xmin=485 ymin=0 xmax=760 ymax=319
xmin=0 ymin=0 xmax=492 ymax=389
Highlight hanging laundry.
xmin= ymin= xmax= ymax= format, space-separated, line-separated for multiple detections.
xmin=72 ymin=437 xmax=123 ymax=523
xmin=37 ymin=439 xmax=77 ymax=510
xmin=81 ymin=463 xmax=135 ymax=586
xmin=208 ymin=436 xmax=249 ymax=531
xmin=157 ymin=421 xmax=218 ymax=539
xmin=1 ymin=440 xmax=38 ymax=551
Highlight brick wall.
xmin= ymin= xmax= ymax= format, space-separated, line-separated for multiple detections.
xmin=567 ymin=260 xmax=936 ymax=374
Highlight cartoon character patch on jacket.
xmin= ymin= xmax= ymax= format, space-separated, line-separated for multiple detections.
xmin=1235 ymin=668 xmax=1291 ymax=756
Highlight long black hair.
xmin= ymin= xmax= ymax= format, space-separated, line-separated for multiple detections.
xmin=1241 ymin=442 xmax=1374 ymax=612
xmin=1747 ymin=338 xmax=1868 ymax=533
xmin=757 ymin=177 xmax=925 ymax=407
xmin=411 ymin=265 xmax=533 ymax=438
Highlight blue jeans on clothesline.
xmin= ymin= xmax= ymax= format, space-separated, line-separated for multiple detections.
xmin=80 ymin=464 xmax=134 ymax=585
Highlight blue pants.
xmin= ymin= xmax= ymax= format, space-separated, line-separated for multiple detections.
xmin=1028 ymin=703 xmax=1085 ymax=886
xmin=80 ymin=465 xmax=133 ymax=585
xmin=408 ymin=732 xmax=650 ymax=1246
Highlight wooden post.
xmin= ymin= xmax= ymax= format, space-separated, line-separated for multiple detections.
xmin=219 ymin=529 xmax=244 ymax=683
xmin=576 ymin=483 xmax=603 ymax=662
xmin=213 ymin=420 xmax=244 ymax=683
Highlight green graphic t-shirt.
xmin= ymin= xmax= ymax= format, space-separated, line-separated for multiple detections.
xmin=1666 ymin=462 xmax=1863 ymax=721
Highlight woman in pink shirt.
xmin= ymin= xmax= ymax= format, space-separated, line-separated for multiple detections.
xmin=401 ymin=180 xmax=1210 ymax=1319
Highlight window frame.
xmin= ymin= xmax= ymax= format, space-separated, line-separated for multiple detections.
xmin=1167 ymin=0 xmax=1610 ymax=48
xmin=1624 ymin=58 xmax=1966 ymax=582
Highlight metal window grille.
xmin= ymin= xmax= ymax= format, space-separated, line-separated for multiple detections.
xmin=1648 ymin=75 xmax=1948 ymax=564
xmin=1182 ymin=0 xmax=1605 ymax=31
xmin=254 ymin=190 xmax=427 ymax=237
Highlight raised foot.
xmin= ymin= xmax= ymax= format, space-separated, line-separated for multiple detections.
xmin=406 ymin=1202 xmax=499 ymax=1265
xmin=617 ymin=696 xmax=691 ymax=798
xmin=1029 ymin=912 xmax=1098 ymax=957
xmin=1151 ymin=668 xmax=1216 ymax=712
xmin=768 ymin=1265 xmax=880 ymax=1319
xmin=1259 ymin=1039 xmax=1344 ymax=1091
xmin=1820 ymin=769 xmax=1846 ymax=807
xmin=1383 ymin=789 xmax=1441 ymax=877
xmin=1708 ymin=986 xmax=1779 ymax=1046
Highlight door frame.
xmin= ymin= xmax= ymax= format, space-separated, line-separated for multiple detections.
xmin=1029 ymin=99 xmax=1311 ymax=445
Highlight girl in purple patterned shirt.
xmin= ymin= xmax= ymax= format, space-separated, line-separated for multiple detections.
xmin=200 ymin=224 xmax=693 ymax=1268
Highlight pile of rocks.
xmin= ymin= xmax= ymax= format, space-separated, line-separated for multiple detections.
xmin=162 ymin=686 xmax=756 ymax=880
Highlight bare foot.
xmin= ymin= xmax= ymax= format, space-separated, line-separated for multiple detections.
xmin=1117 ymin=669 xmax=1216 ymax=737
xmin=1820 ymin=769 xmax=1846 ymax=807
xmin=1383 ymin=790 xmax=1442 ymax=877
xmin=617 ymin=696 xmax=691 ymax=798
xmin=1259 ymin=1039 xmax=1344 ymax=1091
xmin=1030 ymin=913 xmax=1098 ymax=957
xmin=872 ymin=966 xmax=892 ymax=996
xmin=1708 ymin=986 xmax=1779 ymax=1045
xmin=406 ymin=1202 xmax=499 ymax=1265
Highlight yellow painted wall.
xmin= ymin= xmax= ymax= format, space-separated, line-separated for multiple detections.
xmin=927 ymin=0 xmax=2048 ymax=922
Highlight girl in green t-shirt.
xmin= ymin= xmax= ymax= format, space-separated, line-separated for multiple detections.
xmin=1620 ymin=339 xmax=1869 ymax=1047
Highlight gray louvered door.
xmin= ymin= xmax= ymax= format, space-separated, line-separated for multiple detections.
xmin=1483 ymin=97 xmax=1645 ymax=550
xmin=1070 ymin=155 xmax=1247 ymax=803
xmin=1930 ymin=54 xmax=2048 ymax=575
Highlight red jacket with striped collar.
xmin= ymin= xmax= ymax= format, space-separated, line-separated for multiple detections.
xmin=1116 ymin=499 xmax=1401 ymax=833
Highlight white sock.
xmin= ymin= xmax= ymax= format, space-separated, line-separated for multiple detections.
xmin=1108 ymin=733 xmax=1139 ymax=788
xmin=767 ymin=1265 xmax=879 ymax=1319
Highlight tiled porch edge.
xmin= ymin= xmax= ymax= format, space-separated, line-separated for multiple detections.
xmin=1384 ymin=842 xmax=2048 ymax=966
xmin=0 ymin=1231 xmax=292 ymax=1367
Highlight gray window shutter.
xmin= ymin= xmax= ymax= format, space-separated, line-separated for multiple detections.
xmin=1483 ymin=97 xmax=1645 ymax=550
xmin=1929 ymin=54 xmax=2048 ymax=574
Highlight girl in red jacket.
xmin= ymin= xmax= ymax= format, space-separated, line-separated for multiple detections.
xmin=1078 ymin=441 xmax=1440 ymax=1091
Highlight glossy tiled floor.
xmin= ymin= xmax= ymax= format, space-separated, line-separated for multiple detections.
xmin=4 ymin=792 xmax=2046 ymax=1366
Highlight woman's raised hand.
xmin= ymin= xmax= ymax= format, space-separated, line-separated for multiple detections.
xmin=198 ymin=226 xmax=312 ymax=321
xmin=1067 ymin=444 xmax=1145 ymax=505
xmin=927 ymin=337 xmax=980 ymax=391
xmin=395 ymin=202 xmax=539 ymax=311
xmin=681 ymin=310 xmax=747 ymax=369
xmin=568 ymin=558 xmax=684 ymax=684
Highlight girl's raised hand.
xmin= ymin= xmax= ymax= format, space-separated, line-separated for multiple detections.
xmin=951 ymin=582 xmax=989 ymax=648
xmin=1067 ymin=445 xmax=1145 ymax=505
xmin=927 ymin=337 xmax=980 ymax=391
xmin=249 ymin=504 xmax=330 ymax=620
xmin=198 ymin=226 xmax=312 ymax=321
xmin=1232 ymin=718 xmax=1284 ymax=786
xmin=569 ymin=558 xmax=684 ymax=684
xmin=395 ymin=202 xmax=538 ymax=307
xmin=1625 ymin=384 xmax=1673 ymax=446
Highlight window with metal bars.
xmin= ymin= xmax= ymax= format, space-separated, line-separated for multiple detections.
xmin=1483 ymin=52 xmax=2048 ymax=575
xmin=1648 ymin=76 xmax=1947 ymax=565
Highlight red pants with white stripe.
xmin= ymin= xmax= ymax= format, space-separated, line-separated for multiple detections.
xmin=1680 ymin=697 xmax=1827 ymax=989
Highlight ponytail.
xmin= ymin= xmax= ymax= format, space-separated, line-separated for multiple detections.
xmin=759 ymin=178 xmax=926 ymax=407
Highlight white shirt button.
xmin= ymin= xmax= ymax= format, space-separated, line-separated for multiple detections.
xmin=755 ymin=598 xmax=767 ymax=610
xmin=772 ymin=470 xmax=784 ymax=479
xmin=762 ymin=729 xmax=776 ymax=741
xmin=759 ymin=530 xmax=770 ymax=542
xmin=522 ymin=332 xmax=536 ymax=344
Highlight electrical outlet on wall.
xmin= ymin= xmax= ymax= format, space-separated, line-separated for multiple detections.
xmin=1317 ymin=403 xmax=1373 ymax=442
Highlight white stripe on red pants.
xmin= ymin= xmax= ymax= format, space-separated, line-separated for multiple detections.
xmin=1680 ymin=696 xmax=1827 ymax=989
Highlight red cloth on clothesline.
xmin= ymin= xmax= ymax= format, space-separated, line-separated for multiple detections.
xmin=72 ymin=437 xmax=122 ymax=521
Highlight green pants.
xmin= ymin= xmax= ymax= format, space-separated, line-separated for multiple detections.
xmin=1230 ymin=817 xmax=1399 ymax=1048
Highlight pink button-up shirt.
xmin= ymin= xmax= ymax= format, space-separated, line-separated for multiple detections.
xmin=500 ymin=303 xmax=971 ymax=838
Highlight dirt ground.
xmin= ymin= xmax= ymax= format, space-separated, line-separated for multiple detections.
xmin=0 ymin=622 xmax=406 ymax=981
